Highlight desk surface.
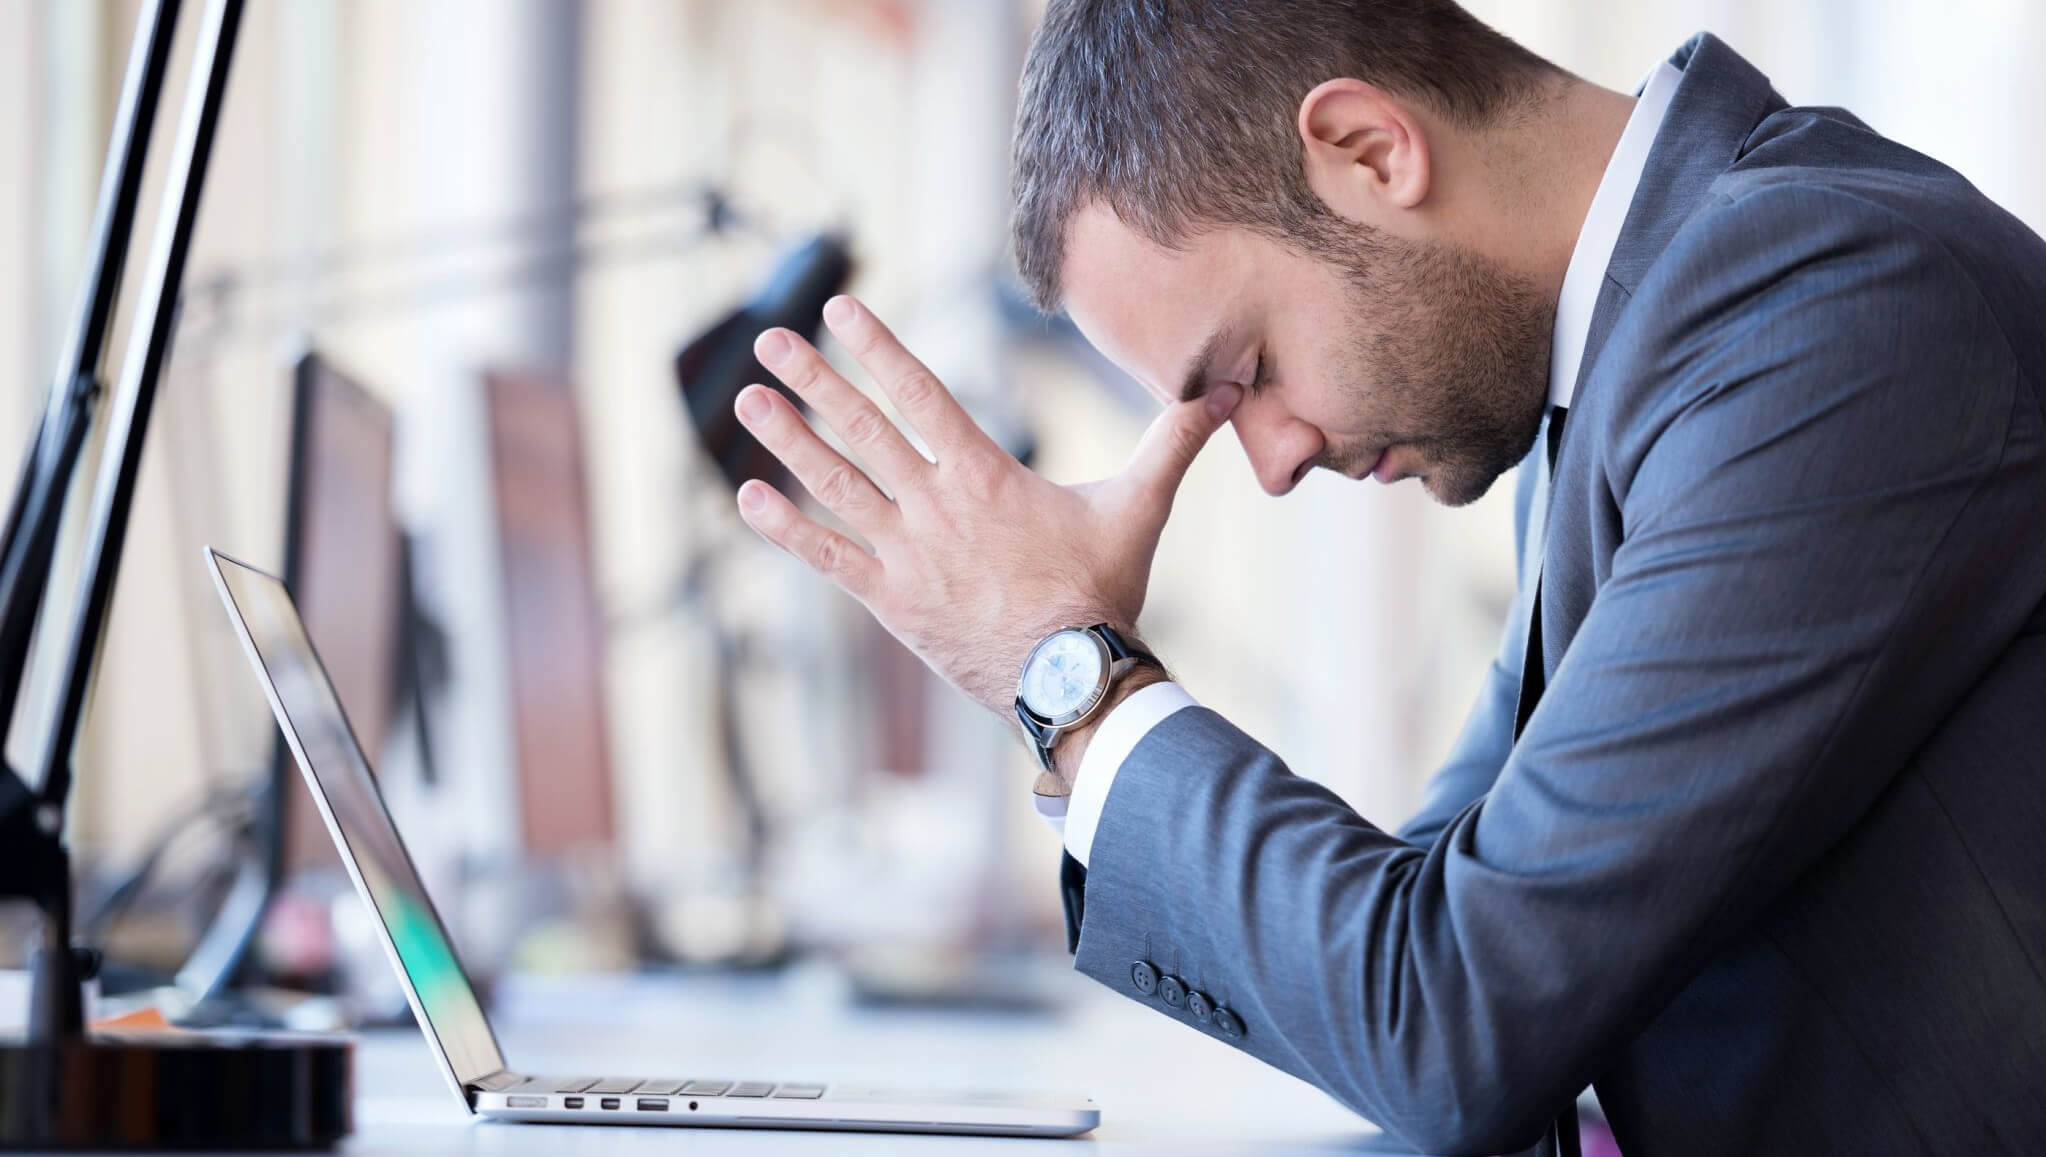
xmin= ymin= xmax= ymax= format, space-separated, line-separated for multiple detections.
xmin=310 ymin=964 xmax=1407 ymax=1156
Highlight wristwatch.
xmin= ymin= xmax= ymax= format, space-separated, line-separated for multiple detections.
xmin=1014 ymin=623 xmax=1161 ymax=774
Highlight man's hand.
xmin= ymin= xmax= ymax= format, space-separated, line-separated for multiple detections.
xmin=733 ymin=294 xmax=1240 ymax=721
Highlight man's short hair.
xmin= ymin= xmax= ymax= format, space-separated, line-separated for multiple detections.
xmin=1010 ymin=0 xmax=1561 ymax=311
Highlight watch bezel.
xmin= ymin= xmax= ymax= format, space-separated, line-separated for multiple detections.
xmin=1016 ymin=627 xmax=1114 ymax=729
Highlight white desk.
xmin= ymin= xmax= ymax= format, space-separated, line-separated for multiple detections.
xmin=326 ymin=964 xmax=1416 ymax=1155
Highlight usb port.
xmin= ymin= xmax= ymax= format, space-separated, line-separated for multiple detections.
xmin=637 ymin=1098 xmax=669 ymax=1112
xmin=600 ymin=1097 xmax=621 ymax=1110
xmin=563 ymin=1097 xmax=584 ymax=1110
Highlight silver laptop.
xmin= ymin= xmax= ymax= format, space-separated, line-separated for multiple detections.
xmin=205 ymin=547 xmax=1098 ymax=1138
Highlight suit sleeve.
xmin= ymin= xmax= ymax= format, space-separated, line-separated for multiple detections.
xmin=1065 ymin=187 xmax=2041 ymax=1155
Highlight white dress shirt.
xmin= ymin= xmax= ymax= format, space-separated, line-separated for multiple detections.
xmin=1038 ymin=61 xmax=1686 ymax=868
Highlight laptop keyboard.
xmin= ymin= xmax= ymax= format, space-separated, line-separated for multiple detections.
xmin=531 ymin=1076 xmax=825 ymax=1100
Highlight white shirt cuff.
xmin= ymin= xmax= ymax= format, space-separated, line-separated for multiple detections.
xmin=1032 ymin=789 xmax=1068 ymax=837
xmin=1058 ymin=681 xmax=1198 ymax=868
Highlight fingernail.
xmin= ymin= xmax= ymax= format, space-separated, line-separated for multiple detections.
xmin=823 ymin=296 xmax=856 ymax=328
xmin=1207 ymin=383 xmax=1242 ymax=421
xmin=756 ymin=330 xmax=793 ymax=366
xmin=740 ymin=483 xmax=768 ymax=513
xmin=737 ymin=388 xmax=772 ymax=424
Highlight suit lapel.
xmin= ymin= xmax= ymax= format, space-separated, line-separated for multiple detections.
xmin=1601 ymin=35 xmax=1788 ymax=299
xmin=1513 ymin=34 xmax=1788 ymax=736
xmin=1566 ymin=33 xmax=1786 ymax=420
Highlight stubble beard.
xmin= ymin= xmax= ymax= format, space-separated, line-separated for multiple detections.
xmin=1325 ymin=232 xmax=1554 ymax=507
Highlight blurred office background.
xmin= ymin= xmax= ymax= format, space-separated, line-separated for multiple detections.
xmin=0 ymin=0 xmax=2041 ymax=1019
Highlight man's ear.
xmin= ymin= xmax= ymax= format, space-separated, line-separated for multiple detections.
xmin=1297 ymin=78 xmax=1432 ymax=222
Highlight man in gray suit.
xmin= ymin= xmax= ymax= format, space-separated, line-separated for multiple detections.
xmin=729 ymin=2 xmax=2046 ymax=1153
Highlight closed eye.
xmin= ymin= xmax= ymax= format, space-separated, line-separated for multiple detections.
xmin=1248 ymin=350 xmax=1274 ymax=395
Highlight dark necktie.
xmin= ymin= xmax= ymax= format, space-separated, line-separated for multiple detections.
xmin=1514 ymin=405 xmax=1583 ymax=1157
xmin=1515 ymin=405 xmax=1569 ymax=740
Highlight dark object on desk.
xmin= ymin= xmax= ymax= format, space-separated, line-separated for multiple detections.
xmin=0 ymin=1033 xmax=352 ymax=1149
xmin=674 ymin=233 xmax=854 ymax=492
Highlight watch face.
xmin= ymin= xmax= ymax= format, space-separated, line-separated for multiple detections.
xmin=1020 ymin=630 xmax=1107 ymax=720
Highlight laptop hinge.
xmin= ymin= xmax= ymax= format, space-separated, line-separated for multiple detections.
xmin=468 ymin=1069 xmax=524 ymax=1103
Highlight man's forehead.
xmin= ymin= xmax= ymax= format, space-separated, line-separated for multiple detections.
xmin=1061 ymin=204 xmax=1240 ymax=405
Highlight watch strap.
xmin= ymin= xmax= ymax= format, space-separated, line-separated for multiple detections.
xmin=1015 ymin=701 xmax=1057 ymax=771
xmin=1091 ymin=623 xmax=1160 ymax=670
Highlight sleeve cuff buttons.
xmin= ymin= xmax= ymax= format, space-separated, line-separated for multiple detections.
xmin=1130 ymin=959 xmax=1242 ymax=1039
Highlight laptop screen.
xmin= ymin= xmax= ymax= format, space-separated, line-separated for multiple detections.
xmin=208 ymin=549 xmax=505 ymax=1089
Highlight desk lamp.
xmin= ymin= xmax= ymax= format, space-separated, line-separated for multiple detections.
xmin=0 ymin=0 xmax=349 ymax=1146
xmin=675 ymin=232 xmax=855 ymax=492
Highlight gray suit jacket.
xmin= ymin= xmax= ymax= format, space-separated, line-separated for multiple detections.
xmin=1061 ymin=34 xmax=2046 ymax=1156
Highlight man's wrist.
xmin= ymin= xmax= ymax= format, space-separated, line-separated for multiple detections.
xmin=1031 ymin=660 xmax=1169 ymax=797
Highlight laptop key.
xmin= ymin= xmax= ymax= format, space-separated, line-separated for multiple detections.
xmin=554 ymin=1078 xmax=601 ymax=1094
xmin=771 ymin=1084 xmax=827 ymax=1099
xmin=587 ymin=1078 xmax=644 ymax=1095
xmin=635 ymin=1081 xmax=686 ymax=1096
xmin=726 ymin=1082 xmax=774 ymax=1098
xmin=679 ymin=1080 xmax=732 ymax=1096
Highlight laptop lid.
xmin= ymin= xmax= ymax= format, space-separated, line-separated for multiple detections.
xmin=205 ymin=547 xmax=507 ymax=1103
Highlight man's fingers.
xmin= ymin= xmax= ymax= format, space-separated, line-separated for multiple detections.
xmin=820 ymin=295 xmax=999 ymax=462
xmin=736 ymin=480 xmax=882 ymax=602
xmin=734 ymin=385 xmax=896 ymax=532
xmin=1122 ymin=384 xmax=1241 ymax=506
xmin=753 ymin=327 xmax=932 ymax=487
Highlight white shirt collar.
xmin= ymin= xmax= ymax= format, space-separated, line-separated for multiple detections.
xmin=1548 ymin=60 xmax=1684 ymax=410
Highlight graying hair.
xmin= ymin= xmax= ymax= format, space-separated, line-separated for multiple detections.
xmin=1010 ymin=0 xmax=1560 ymax=310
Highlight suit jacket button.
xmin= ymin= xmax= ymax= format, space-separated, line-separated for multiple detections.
xmin=1130 ymin=961 xmax=1159 ymax=995
xmin=1213 ymin=1007 xmax=1245 ymax=1039
xmin=1186 ymin=990 xmax=1213 ymax=1022
xmin=1157 ymin=975 xmax=1188 ymax=1009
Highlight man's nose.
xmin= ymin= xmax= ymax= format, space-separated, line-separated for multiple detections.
xmin=1231 ymin=406 xmax=1322 ymax=497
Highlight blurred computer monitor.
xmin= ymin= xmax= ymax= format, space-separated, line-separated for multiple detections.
xmin=482 ymin=369 xmax=615 ymax=855
xmin=278 ymin=351 xmax=406 ymax=874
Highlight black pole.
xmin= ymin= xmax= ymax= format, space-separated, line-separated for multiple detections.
xmin=25 ymin=0 xmax=244 ymax=1043
xmin=34 ymin=0 xmax=243 ymax=818
xmin=0 ymin=0 xmax=183 ymax=759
